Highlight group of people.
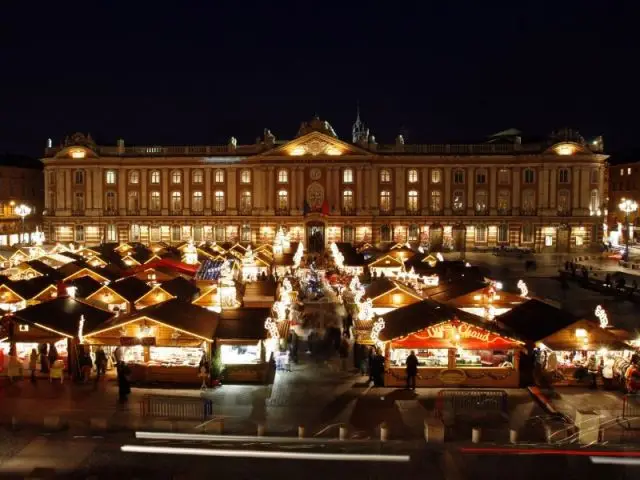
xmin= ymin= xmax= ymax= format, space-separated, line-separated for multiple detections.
xmin=360 ymin=347 xmax=386 ymax=387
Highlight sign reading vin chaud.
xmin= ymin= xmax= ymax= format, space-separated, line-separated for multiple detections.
xmin=420 ymin=322 xmax=498 ymax=343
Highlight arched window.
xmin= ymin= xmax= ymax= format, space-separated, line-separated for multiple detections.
xmin=408 ymin=169 xmax=418 ymax=184
xmin=452 ymin=190 xmax=465 ymax=212
xmin=171 ymin=191 xmax=182 ymax=211
xmin=431 ymin=169 xmax=442 ymax=184
xmin=171 ymin=225 xmax=181 ymax=242
xmin=240 ymin=169 xmax=251 ymax=184
xmin=558 ymin=189 xmax=570 ymax=213
xmin=129 ymin=170 xmax=140 ymax=184
xmin=590 ymin=168 xmax=599 ymax=184
xmin=171 ymin=170 xmax=182 ymax=184
xmin=430 ymin=190 xmax=442 ymax=212
xmin=498 ymin=190 xmax=510 ymax=212
xmin=381 ymin=225 xmax=392 ymax=242
xmin=215 ymin=169 xmax=225 ymax=183
xmin=522 ymin=224 xmax=534 ymax=243
xmin=475 ymin=225 xmax=487 ymax=243
xmin=475 ymin=190 xmax=488 ymax=213
xmin=215 ymin=225 xmax=225 ymax=242
xmin=380 ymin=190 xmax=391 ymax=212
xmin=498 ymin=168 xmax=510 ymax=184
xmin=453 ymin=169 xmax=465 ymax=184
xmin=498 ymin=224 xmax=508 ymax=243
xmin=278 ymin=169 xmax=288 ymax=183
xmin=74 ymin=170 xmax=84 ymax=185
xmin=407 ymin=190 xmax=419 ymax=212
xmin=105 ymin=170 xmax=116 ymax=184
xmin=241 ymin=224 xmax=251 ymax=242
xmin=240 ymin=191 xmax=252 ymax=213
xmin=342 ymin=225 xmax=354 ymax=243
xmin=75 ymin=225 xmax=85 ymax=242
xmin=380 ymin=169 xmax=391 ymax=183
xmin=192 ymin=191 xmax=203 ymax=212
xmin=343 ymin=168 xmax=353 ymax=183
xmin=408 ymin=224 xmax=419 ymax=242
xmin=74 ymin=192 xmax=84 ymax=211
xmin=150 ymin=170 xmax=160 ymax=184
xmin=590 ymin=189 xmax=600 ymax=212
xmin=558 ymin=168 xmax=570 ymax=184
xmin=277 ymin=190 xmax=289 ymax=210
xmin=106 ymin=224 xmax=117 ymax=243
xmin=214 ymin=190 xmax=225 ymax=212
xmin=127 ymin=191 xmax=139 ymax=212
xmin=149 ymin=191 xmax=160 ymax=211
xmin=342 ymin=189 xmax=354 ymax=211
xmin=522 ymin=189 xmax=535 ymax=211
xmin=475 ymin=169 xmax=487 ymax=184
xmin=105 ymin=191 xmax=117 ymax=211
xmin=192 ymin=169 xmax=203 ymax=184
xmin=523 ymin=168 xmax=535 ymax=184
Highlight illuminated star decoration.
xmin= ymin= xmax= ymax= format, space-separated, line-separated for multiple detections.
xmin=78 ymin=314 xmax=85 ymax=344
xmin=595 ymin=305 xmax=609 ymax=329
xmin=516 ymin=279 xmax=528 ymax=298
xmin=370 ymin=317 xmax=385 ymax=350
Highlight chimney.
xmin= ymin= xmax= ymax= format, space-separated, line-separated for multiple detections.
xmin=395 ymin=134 xmax=405 ymax=152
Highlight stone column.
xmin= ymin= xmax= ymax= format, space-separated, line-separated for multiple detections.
xmin=141 ymin=168 xmax=148 ymax=211
xmin=598 ymin=167 xmax=604 ymax=211
xmin=86 ymin=169 xmax=93 ymax=211
xmin=56 ymin=171 xmax=65 ymax=210
xmin=93 ymin=169 xmax=102 ymax=210
xmin=512 ymin=168 xmax=521 ymax=211
xmin=204 ymin=168 xmax=212 ymax=213
xmin=44 ymin=169 xmax=50 ymax=210
xmin=467 ymin=167 xmax=474 ymax=215
xmin=549 ymin=168 xmax=557 ymax=208
xmin=290 ymin=167 xmax=298 ymax=214
xmin=332 ymin=168 xmax=340 ymax=209
xmin=183 ymin=168 xmax=190 ymax=213
xmin=489 ymin=167 xmax=497 ymax=213
xmin=370 ymin=166 xmax=378 ymax=211
xmin=161 ymin=168 xmax=169 ymax=212
xmin=356 ymin=167 xmax=364 ymax=213
xmin=228 ymin=167 xmax=237 ymax=214
xmin=537 ymin=168 xmax=545 ymax=211
xmin=267 ymin=166 xmax=275 ymax=214
xmin=395 ymin=167 xmax=405 ymax=214
xmin=540 ymin=167 xmax=549 ymax=212
xmin=298 ymin=168 xmax=305 ymax=211
xmin=572 ymin=166 xmax=581 ymax=213
xmin=444 ymin=167 xmax=452 ymax=213
xmin=580 ymin=167 xmax=591 ymax=210
xmin=65 ymin=170 xmax=72 ymax=210
xmin=363 ymin=166 xmax=371 ymax=212
xmin=421 ymin=167 xmax=429 ymax=214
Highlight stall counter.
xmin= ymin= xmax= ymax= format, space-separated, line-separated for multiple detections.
xmin=385 ymin=366 xmax=519 ymax=388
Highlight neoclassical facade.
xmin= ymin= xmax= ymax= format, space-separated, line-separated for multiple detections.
xmin=42 ymin=118 xmax=608 ymax=253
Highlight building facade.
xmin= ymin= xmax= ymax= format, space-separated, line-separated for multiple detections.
xmin=0 ymin=155 xmax=44 ymax=246
xmin=42 ymin=118 xmax=607 ymax=253
xmin=608 ymin=161 xmax=640 ymax=227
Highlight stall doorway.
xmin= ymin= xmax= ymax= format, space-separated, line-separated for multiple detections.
xmin=557 ymin=225 xmax=570 ymax=253
xmin=430 ymin=225 xmax=443 ymax=251
xmin=307 ymin=222 xmax=325 ymax=252
xmin=452 ymin=225 xmax=466 ymax=252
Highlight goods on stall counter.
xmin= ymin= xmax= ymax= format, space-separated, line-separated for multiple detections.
xmin=276 ymin=351 xmax=291 ymax=372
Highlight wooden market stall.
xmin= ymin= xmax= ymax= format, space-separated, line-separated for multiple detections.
xmin=364 ymin=277 xmax=423 ymax=315
xmin=367 ymin=254 xmax=405 ymax=278
xmin=84 ymin=298 xmax=216 ymax=385
xmin=376 ymin=300 xmax=524 ymax=388
xmin=85 ymin=276 xmax=152 ymax=314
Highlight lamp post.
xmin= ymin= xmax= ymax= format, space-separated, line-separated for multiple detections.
xmin=15 ymin=204 xmax=32 ymax=245
xmin=619 ymin=198 xmax=638 ymax=262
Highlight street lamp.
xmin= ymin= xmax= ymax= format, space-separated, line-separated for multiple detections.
xmin=619 ymin=198 xmax=638 ymax=262
xmin=15 ymin=204 xmax=32 ymax=245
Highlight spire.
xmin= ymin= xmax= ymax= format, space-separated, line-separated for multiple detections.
xmin=352 ymin=102 xmax=367 ymax=145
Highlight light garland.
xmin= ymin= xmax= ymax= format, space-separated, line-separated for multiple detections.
xmin=329 ymin=242 xmax=345 ymax=270
xmin=273 ymin=301 xmax=288 ymax=322
xmin=293 ymin=242 xmax=304 ymax=269
xmin=78 ymin=314 xmax=85 ymax=344
xmin=595 ymin=304 xmax=609 ymax=329
xmin=370 ymin=317 xmax=385 ymax=350
xmin=182 ymin=240 xmax=198 ymax=265
xmin=349 ymin=276 xmax=361 ymax=292
xmin=485 ymin=305 xmax=496 ymax=321
xmin=517 ymin=279 xmax=528 ymax=298
xmin=264 ymin=317 xmax=279 ymax=339
xmin=357 ymin=298 xmax=374 ymax=321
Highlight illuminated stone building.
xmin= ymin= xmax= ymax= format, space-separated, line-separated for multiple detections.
xmin=42 ymin=119 xmax=607 ymax=253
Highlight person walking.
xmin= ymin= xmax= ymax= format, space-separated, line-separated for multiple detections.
xmin=405 ymin=350 xmax=418 ymax=390
xmin=48 ymin=342 xmax=58 ymax=369
xmin=95 ymin=347 xmax=107 ymax=381
xmin=29 ymin=348 xmax=38 ymax=383
xmin=117 ymin=362 xmax=131 ymax=403
xmin=81 ymin=348 xmax=93 ymax=383
xmin=587 ymin=353 xmax=598 ymax=389
xmin=339 ymin=334 xmax=350 ymax=372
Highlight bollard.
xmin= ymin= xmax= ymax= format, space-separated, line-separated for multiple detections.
xmin=298 ymin=426 xmax=305 ymax=438
xmin=509 ymin=429 xmax=518 ymax=444
xmin=471 ymin=427 xmax=481 ymax=444
xmin=380 ymin=423 xmax=389 ymax=442
xmin=257 ymin=423 xmax=265 ymax=437
xmin=339 ymin=426 xmax=348 ymax=441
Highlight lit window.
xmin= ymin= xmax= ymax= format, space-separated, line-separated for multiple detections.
xmin=476 ymin=169 xmax=487 ymax=184
xmin=193 ymin=226 xmax=203 ymax=242
xmin=475 ymin=190 xmax=487 ymax=213
xmin=453 ymin=190 xmax=464 ymax=211
xmin=629 ymin=168 xmax=632 ymax=175
xmin=215 ymin=225 xmax=225 ymax=242
xmin=240 ymin=191 xmax=252 ymax=212
xmin=498 ymin=169 xmax=510 ymax=185
xmin=522 ymin=224 xmax=534 ymax=243
xmin=408 ymin=224 xmax=419 ymax=242
xmin=430 ymin=190 xmax=442 ymax=212
xmin=431 ymin=169 xmax=442 ymax=184
xmin=277 ymin=190 xmax=289 ymax=210
xmin=342 ymin=189 xmax=354 ymax=210
xmin=559 ymin=168 xmax=570 ymax=184
xmin=241 ymin=224 xmax=251 ymax=242
xmin=475 ymin=225 xmax=487 ymax=243
xmin=498 ymin=190 xmax=510 ymax=211
xmin=105 ymin=191 xmax=117 ymax=211
xmin=380 ymin=169 xmax=391 ymax=183
xmin=215 ymin=169 xmax=225 ymax=183
xmin=620 ymin=168 xmax=624 ymax=176
xmin=214 ymin=190 xmax=225 ymax=212
xmin=380 ymin=190 xmax=391 ymax=212
xmin=343 ymin=225 xmax=354 ymax=243
xmin=343 ymin=168 xmax=353 ymax=183
xmin=171 ymin=191 xmax=182 ymax=211
xmin=192 ymin=169 xmax=203 ymax=184
xmin=74 ymin=192 xmax=84 ymax=211
xmin=105 ymin=170 xmax=116 ymax=184
xmin=453 ymin=169 xmax=465 ymax=184
xmin=408 ymin=169 xmax=418 ymax=184
xmin=129 ymin=170 xmax=140 ymax=184
xmin=558 ymin=190 xmax=570 ymax=213
xmin=150 ymin=226 xmax=160 ymax=242
xmin=590 ymin=189 xmax=599 ymax=212
xmin=130 ymin=224 xmax=141 ymax=242
xmin=149 ymin=191 xmax=160 ymax=211
xmin=381 ymin=225 xmax=392 ymax=242
xmin=590 ymin=168 xmax=599 ymax=184
xmin=192 ymin=191 xmax=203 ymax=212
xmin=172 ymin=170 xmax=182 ymax=184
xmin=522 ymin=189 xmax=535 ymax=211
xmin=106 ymin=224 xmax=117 ymax=242
xmin=171 ymin=225 xmax=181 ymax=242
xmin=498 ymin=224 xmax=508 ymax=243
xmin=278 ymin=169 xmax=288 ymax=183
xmin=150 ymin=170 xmax=160 ymax=184
xmin=523 ymin=168 xmax=535 ymax=184
xmin=74 ymin=170 xmax=84 ymax=185
xmin=240 ymin=169 xmax=251 ymax=184
xmin=75 ymin=225 xmax=85 ymax=242
xmin=127 ymin=191 xmax=139 ymax=211
xmin=407 ymin=190 xmax=419 ymax=212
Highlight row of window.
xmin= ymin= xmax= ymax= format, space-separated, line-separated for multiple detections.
xmin=66 ymin=167 xmax=601 ymax=187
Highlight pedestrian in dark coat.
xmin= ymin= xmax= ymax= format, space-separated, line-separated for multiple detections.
xmin=405 ymin=350 xmax=418 ymax=390
xmin=117 ymin=363 xmax=131 ymax=403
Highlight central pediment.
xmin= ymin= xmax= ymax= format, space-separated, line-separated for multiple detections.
xmin=263 ymin=131 xmax=370 ymax=157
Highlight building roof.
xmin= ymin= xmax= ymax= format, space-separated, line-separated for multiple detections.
xmin=66 ymin=276 xmax=103 ymax=298
xmin=215 ymin=308 xmax=270 ymax=340
xmin=423 ymin=279 xmax=488 ymax=303
xmin=0 ymin=153 xmax=42 ymax=169
xmin=364 ymin=277 xmax=422 ymax=302
xmin=335 ymin=243 xmax=366 ymax=266
xmin=161 ymin=276 xmax=200 ymax=301
xmin=12 ymin=297 xmax=113 ymax=337
xmin=25 ymin=260 xmax=64 ymax=280
xmin=495 ymin=299 xmax=579 ymax=342
xmin=5 ymin=276 xmax=56 ymax=300
xmin=109 ymin=276 xmax=152 ymax=303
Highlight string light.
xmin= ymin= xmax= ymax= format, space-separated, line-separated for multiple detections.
xmin=264 ymin=317 xmax=279 ymax=339
xmin=293 ymin=242 xmax=304 ymax=269
xmin=595 ymin=304 xmax=609 ymax=329
xmin=517 ymin=279 xmax=528 ymax=298
xmin=370 ymin=317 xmax=385 ymax=350
xmin=329 ymin=242 xmax=344 ymax=270
xmin=357 ymin=298 xmax=374 ymax=321
xmin=78 ymin=314 xmax=85 ymax=344
xmin=436 ymin=253 xmax=444 ymax=262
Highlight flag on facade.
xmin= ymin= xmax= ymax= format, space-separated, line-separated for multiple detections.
xmin=303 ymin=200 xmax=311 ymax=216
xmin=321 ymin=199 xmax=330 ymax=216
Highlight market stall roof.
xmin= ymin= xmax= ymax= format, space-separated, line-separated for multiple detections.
xmin=161 ymin=277 xmax=200 ymax=302
xmin=495 ymin=299 xmax=579 ymax=342
xmin=273 ymin=253 xmax=294 ymax=266
xmin=4 ymin=276 xmax=57 ymax=300
xmin=368 ymin=254 xmax=404 ymax=269
xmin=87 ymin=298 xmax=217 ymax=342
xmin=364 ymin=277 xmax=423 ymax=303
xmin=378 ymin=299 xmax=521 ymax=343
xmin=539 ymin=318 xmax=633 ymax=351
xmin=24 ymin=260 xmax=64 ymax=280
xmin=10 ymin=297 xmax=113 ymax=338
xmin=215 ymin=308 xmax=270 ymax=340
xmin=109 ymin=276 xmax=152 ymax=303
xmin=423 ymin=278 xmax=488 ymax=303
xmin=335 ymin=243 xmax=367 ymax=266
xmin=65 ymin=276 xmax=103 ymax=298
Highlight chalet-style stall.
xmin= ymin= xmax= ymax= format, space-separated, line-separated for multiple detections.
xmin=213 ymin=307 xmax=273 ymax=383
xmin=0 ymin=277 xmax=58 ymax=312
xmin=364 ymin=277 xmax=423 ymax=315
xmin=496 ymin=299 xmax=636 ymax=387
xmin=2 ymin=297 xmax=113 ymax=376
xmin=335 ymin=243 xmax=366 ymax=276
xmin=85 ymin=276 xmax=152 ymax=314
xmin=84 ymin=299 xmax=216 ymax=384
xmin=376 ymin=300 xmax=524 ymax=388
xmin=367 ymin=254 xmax=405 ymax=278
xmin=444 ymin=283 xmax=527 ymax=319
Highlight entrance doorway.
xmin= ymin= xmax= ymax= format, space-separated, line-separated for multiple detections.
xmin=430 ymin=225 xmax=443 ymax=251
xmin=452 ymin=225 xmax=466 ymax=252
xmin=307 ymin=222 xmax=325 ymax=252
xmin=557 ymin=225 xmax=570 ymax=253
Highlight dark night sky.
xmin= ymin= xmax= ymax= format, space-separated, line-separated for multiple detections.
xmin=1 ymin=1 xmax=638 ymax=159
